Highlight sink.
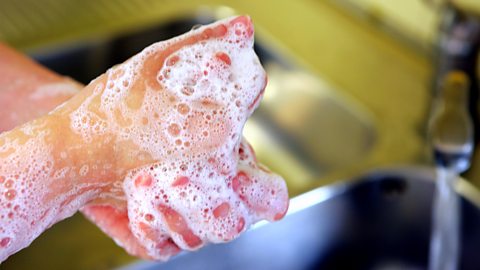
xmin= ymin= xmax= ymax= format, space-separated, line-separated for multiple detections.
xmin=119 ymin=166 xmax=480 ymax=270
xmin=244 ymin=56 xmax=376 ymax=191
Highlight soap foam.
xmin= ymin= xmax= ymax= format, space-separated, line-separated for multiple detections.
xmin=69 ymin=16 xmax=288 ymax=260
xmin=0 ymin=15 xmax=288 ymax=262
xmin=0 ymin=124 xmax=56 ymax=262
xmin=68 ymin=16 xmax=264 ymax=163
xmin=28 ymin=81 xmax=79 ymax=101
xmin=114 ymin=17 xmax=286 ymax=259
xmin=0 ymin=121 xmax=106 ymax=262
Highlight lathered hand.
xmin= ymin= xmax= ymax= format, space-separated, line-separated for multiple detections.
xmin=0 ymin=16 xmax=288 ymax=262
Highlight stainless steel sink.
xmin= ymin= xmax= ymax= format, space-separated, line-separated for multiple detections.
xmin=244 ymin=60 xmax=376 ymax=191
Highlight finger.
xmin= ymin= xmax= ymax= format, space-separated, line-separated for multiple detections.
xmin=81 ymin=203 xmax=152 ymax=259
xmin=232 ymin=138 xmax=289 ymax=221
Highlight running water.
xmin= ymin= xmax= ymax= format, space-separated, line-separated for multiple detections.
xmin=429 ymin=166 xmax=461 ymax=270
xmin=428 ymin=71 xmax=473 ymax=270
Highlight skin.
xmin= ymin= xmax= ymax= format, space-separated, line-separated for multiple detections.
xmin=0 ymin=42 xmax=150 ymax=259
xmin=0 ymin=16 xmax=288 ymax=263
xmin=0 ymin=43 xmax=82 ymax=132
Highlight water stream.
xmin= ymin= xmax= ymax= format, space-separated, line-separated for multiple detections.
xmin=427 ymin=71 xmax=472 ymax=270
xmin=428 ymin=167 xmax=460 ymax=270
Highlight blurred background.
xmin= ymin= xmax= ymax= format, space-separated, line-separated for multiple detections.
xmin=2 ymin=0 xmax=480 ymax=269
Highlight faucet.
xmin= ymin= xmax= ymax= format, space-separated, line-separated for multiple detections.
xmin=430 ymin=71 xmax=473 ymax=172
xmin=427 ymin=4 xmax=479 ymax=270
xmin=432 ymin=2 xmax=480 ymax=159
xmin=428 ymin=71 xmax=472 ymax=270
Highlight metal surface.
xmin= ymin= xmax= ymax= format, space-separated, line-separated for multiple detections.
xmin=244 ymin=58 xmax=376 ymax=192
xmin=430 ymin=72 xmax=473 ymax=172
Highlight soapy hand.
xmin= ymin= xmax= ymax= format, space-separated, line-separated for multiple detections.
xmin=0 ymin=16 xmax=288 ymax=262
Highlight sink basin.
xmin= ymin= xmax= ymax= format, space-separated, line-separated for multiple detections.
xmin=119 ymin=166 xmax=480 ymax=270
xmin=244 ymin=58 xmax=376 ymax=190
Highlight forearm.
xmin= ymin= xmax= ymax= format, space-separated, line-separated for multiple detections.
xmin=0 ymin=43 xmax=81 ymax=132
xmin=0 ymin=16 xmax=289 ymax=263
xmin=0 ymin=92 xmax=123 ymax=260
xmin=0 ymin=118 xmax=95 ymax=261
xmin=0 ymin=43 xmax=156 ymax=261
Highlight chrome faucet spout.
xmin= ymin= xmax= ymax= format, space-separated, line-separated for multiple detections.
xmin=429 ymin=71 xmax=473 ymax=172
xmin=430 ymin=1 xmax=480 ymax=171
xmin=428 ymin=8 xmax=479 ymax=269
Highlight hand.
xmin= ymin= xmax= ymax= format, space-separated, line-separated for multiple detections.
xmin=0 ymin=16 xmax=288 ymax=262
